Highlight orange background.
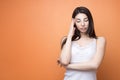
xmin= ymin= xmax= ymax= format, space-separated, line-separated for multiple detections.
xmin=0 ymin=0 xmax=120 ymax=80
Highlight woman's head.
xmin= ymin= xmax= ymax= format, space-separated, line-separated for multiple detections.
xmin=72 ymin=6 xmax=96 ymax=38
xmin=74 ymin=13 xmax=89 ymax=33
xmin=61 ymin=6 xmax=97 ymax=49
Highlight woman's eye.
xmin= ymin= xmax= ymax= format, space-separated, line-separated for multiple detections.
xmin=76 ymin=20 xmax=80 ymax=23
xmin=84 ymin=19 xmax=88 ymax=22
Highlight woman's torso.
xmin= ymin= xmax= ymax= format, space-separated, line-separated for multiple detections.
xmin=64 ymin=38 xmax=97 ymax=80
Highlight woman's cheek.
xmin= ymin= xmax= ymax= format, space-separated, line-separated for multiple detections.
xmin=75 ymin=23 xmax=80 ymax=27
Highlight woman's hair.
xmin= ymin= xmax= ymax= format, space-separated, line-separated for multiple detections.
xmin=61 ymin=6 xmax=97 ymax=49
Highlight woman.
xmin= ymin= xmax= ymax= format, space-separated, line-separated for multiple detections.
xmin=57 ymin=6 xmax=106 ymax=80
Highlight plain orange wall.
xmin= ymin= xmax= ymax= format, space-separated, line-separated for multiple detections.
xmin=0 ymin=0 xmax=120 ymax=80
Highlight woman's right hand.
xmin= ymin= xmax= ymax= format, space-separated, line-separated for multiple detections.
xmin=67 ymin=18 xmax=76 ymax=38
xmin=58 ymin=19 xmax=76 ymax=67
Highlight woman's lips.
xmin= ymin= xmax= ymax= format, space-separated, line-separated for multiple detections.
xmin=79 ymin=28 xmax=87 ymax=32
xmin=80 ymin=28 xmax=86 ymax=30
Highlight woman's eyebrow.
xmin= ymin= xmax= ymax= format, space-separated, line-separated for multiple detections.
xmin=84 ymin=17 xmax=88 ymax=19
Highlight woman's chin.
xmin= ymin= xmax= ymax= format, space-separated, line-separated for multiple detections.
xmin=80 ymin=30 xmax=87 ymax=33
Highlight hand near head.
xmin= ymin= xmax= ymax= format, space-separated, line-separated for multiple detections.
xmin=67 ymin=18 xmax=76 ymax=38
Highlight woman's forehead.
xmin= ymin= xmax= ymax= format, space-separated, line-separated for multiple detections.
xmin=75 ymin=13 xmax=88 ymax=19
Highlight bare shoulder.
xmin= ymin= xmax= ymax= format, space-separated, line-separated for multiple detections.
xmin=97 ymin=36 xmax=106 ymax=46
xmin=62 ymin=36 xmax=67 ymax=40
xmin=61 ymin=36 xmax=67 ymax=42
xmin=60 ymin=36 xmax=67 ymax=44
xmin=97 ymin=36 xmax=106 ymax=42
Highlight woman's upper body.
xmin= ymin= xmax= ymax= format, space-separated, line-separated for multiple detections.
xmin=60 ymin=36 xmax=106 ymax=71
xmin=64 ymin=38 xmax=98 ymax=80
xmin=58 ymin=6 xmax=106 ymax=71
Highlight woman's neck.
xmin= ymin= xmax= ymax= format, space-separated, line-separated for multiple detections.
xmin=80 ymin=33 xmax=89 ymax=39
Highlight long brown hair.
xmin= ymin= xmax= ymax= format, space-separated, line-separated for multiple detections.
xmin=61 ymin=6 xmax=97 ymax=49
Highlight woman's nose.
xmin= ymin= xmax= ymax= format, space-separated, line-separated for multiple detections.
xmin=81 ymin=22 xmax=85 ymax=26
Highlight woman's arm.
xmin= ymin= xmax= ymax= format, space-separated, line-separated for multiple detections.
xmin=58 ymin=19 xmax=76 ymax=66
xmin=59 ymin=36 xmax=72 ymax=66
xmin=66 ymin=37 xmax=106 ymax=70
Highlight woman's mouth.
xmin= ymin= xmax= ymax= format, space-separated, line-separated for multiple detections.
xmin=80 ymin=28 xmax=87 ymax=32
xmin=80 ymin=28 xmax=86 ymax=30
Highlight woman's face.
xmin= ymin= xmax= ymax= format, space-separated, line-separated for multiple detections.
xmin=75 ymin=13 xmax=89 ymax=33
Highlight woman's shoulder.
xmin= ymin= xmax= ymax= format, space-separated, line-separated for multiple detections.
xmin=60 ymin=36 xmax=67 ymax=45
xmin=97 ymin=36 xmax=106 ymax=41
xmin=61 ymin=36 xmax=67 ymax=41
xmin=96 ymin=36 xmax=106 ymax=45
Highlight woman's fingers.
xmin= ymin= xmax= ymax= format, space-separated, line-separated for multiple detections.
xmin=57 ymin=58 xmax=63 ymax=67
xmin=57 ymin=58 xmax=68 ymax=68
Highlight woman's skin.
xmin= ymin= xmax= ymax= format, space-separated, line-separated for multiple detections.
xmin=59 ymin=13 xmax=106 ymax=71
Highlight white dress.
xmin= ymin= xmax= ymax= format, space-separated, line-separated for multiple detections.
xmin=64 ymin=38 xmax=97 ymax=80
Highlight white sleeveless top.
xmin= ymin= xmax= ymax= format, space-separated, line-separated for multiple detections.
xmin=64 ymin=38 xmax=97 ymax=80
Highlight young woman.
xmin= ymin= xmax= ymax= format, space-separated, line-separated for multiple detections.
xmin=57 ymin=6 xmax=106 ymax=80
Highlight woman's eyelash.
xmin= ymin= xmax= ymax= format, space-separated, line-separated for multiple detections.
xmin=77 ymin=21 xmax=80 ymax=22
xmin=76 ymin=18 xmax=88 ymax=22
xmin=85 ymin=19 xmax=88 ymax=21
xmin=76 ymin=20 xmax=88 ymax=22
